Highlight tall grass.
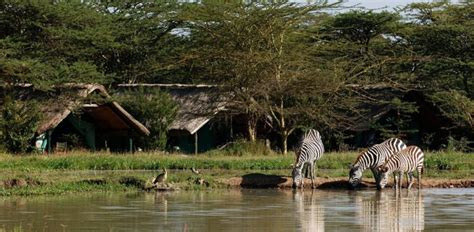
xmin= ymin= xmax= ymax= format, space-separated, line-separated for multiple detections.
xmin=0 ymin=150 xmax=472 ymax=171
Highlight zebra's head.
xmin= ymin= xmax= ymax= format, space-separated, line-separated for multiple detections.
xmin=377 ymin=166 xmax=390 ymax=189
xmin=348 ymin=164 xmax=363 ymax=187
xmin=292 ymin=164 xmax=303 ymax=188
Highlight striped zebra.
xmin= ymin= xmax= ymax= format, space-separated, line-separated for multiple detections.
xmin=292 ymin=129 xmax=324 ymax=189
xmin=377 ymin=146 xmax=424 ymax=190
xmin=348 ymin=138 xmax=406 ymax=189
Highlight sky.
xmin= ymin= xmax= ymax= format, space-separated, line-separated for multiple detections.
xmin=320 ymin=0 xmax=458 ymax=10
xmin=340 ymin=0 xmax=432 ymax=9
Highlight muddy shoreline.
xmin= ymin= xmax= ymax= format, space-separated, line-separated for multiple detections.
xmin=222 ymin=173 xmax=474 ymax=189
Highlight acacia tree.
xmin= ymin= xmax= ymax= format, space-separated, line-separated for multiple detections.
xmin=0 ymin=1 xmax=115 ymax=88
xmin=183 ymin=1 xmax=366 ymax=153
xmin=402 ymin=1 xmax=474 ymax=128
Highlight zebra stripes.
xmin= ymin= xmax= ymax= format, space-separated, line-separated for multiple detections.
xmin=377 ymin=146 xmax=424 ymax=190
xmin=349 ymin=138 xmax=406 ymax=189
xmin=292 ymin=129 xmax=325 ymax=189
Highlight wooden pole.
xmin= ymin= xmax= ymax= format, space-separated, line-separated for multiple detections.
xmin=194 ymin=132 xmax=198 ymax=155
xmin=47 ymin=130 xmax=52 ymax=154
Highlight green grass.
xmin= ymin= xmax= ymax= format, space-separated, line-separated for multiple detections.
xmin=0 ymin=151 xmax=472 ymax=171
xmin=0 ymin=152 xmax=294 ymax=171
xmin=0 ymin=151 xmax=472 ymax=196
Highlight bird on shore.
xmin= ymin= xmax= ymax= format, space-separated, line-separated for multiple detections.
xmin=195 ymin=177 xmax=210 ymax=187
xmin=153 ymin=168 xmax=167 ymax=185
xmin=191 ymin=167 xmax=200 ymax=175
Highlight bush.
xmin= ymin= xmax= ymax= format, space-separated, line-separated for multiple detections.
xmin=445 ymin=136 xmax=472 ymax=152
xmin=0 ymin=97 xmax=42 ymax=153
xmin=206 ymin=139 xmax=276 ymax=156
xmin=115 ymin=88 xmax=178 ymax=151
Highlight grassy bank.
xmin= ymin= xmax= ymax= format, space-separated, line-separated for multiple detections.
xmin=0 ymin=151 xmax=472 ymax=196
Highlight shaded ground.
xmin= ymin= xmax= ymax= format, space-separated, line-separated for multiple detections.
xmin=223 ymin=174 xmax=474 ymax=189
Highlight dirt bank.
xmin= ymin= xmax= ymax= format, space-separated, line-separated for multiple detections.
xmin=222 ymin=173 xmax=474 ymax=189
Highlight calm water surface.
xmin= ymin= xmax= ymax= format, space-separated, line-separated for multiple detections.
xmin=0 ymin=189 xmax=473 ymax=231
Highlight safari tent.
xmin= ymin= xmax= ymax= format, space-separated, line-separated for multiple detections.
xmin=0 ymin=84 xmax=149 ymax=153
xmin=118 ymin=84 xmax=237 ymax=154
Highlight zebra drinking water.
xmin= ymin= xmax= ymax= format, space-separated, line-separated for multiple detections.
xmin=292 ymin=129 xmax=325 ymax=189
xmin=348 ymin=138 xmax=406 ymax=189
xmin=377 ymin=146 xmax=424 ymax=190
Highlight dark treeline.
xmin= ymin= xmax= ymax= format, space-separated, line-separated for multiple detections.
xmin=0 ymin=1 xmax=472 ymax=153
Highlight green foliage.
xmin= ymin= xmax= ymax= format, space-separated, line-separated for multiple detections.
xmin=375 ymin=98 xmax=419 ymax=139
xmin=0 ymin=1 xmax=472 ymax=152
xmin=445 ymin=136 xmax=473 ymax=152
xmin=0 ymin=1 xmax=113 ymax=86
xmin=428 ymin=91 xmax=473 ymax=128
xmin=402 ymin=1 xmax=473 ymax=132
xmin=0 ymin=97 xmax=42 ymax=153
xmin=115 ymin=88 xmax=178 ymax=151
xmin=324 ymin=10 xmax=400 ymax=54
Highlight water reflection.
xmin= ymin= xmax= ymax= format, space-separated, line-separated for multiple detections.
xmin=1 ymin=189 xmax=472 ymax=231
xmin=356 ymin=190 xmax=424 ymax=232
xmin=293 ymin=190 xmax=325 ymax=232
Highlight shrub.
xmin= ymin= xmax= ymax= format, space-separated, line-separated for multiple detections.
xmin=0 ymin=97 xmax=42 ymax=153
xmin=206 ymin=139 xmax=276 ymax=156
xmin=115 ymin=88 xmax=178 ymax=151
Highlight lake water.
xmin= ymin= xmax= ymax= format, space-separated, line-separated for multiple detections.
xmin=0 ymin=189 xmax=473 ymax=231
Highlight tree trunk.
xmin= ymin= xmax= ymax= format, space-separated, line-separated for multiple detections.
xmin=282 ymin=133 xmax=288 ymax=154
xmin=247 ymin=117 xmax=257 ymax=142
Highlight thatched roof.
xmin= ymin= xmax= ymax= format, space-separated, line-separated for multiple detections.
xmin=0 ymin=84 xmax=150 ymax=136
xmin=118 ymin=84 xmax=227 ymax=135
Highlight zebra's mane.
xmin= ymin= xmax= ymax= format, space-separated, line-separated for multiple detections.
xmin=354 ymin=148 xmax=369 ymax=165
xmin=295 ymin=130 xmax=313 ymax=162
xmin=295 ymin=145 xmax=303 ymax=163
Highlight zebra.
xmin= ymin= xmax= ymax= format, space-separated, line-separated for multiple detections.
xmin=292 ymin=129 xmax=324 ymax=189
xmin=348 ymin=138 xmax=406 ymax=189
xmin=377 ymin=146 xmax=424 ymax=190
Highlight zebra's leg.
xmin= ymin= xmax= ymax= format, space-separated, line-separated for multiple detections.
xmin=417 ymin=166 xmax=422 ymax=189
xmin=398 ymin=172 xmax=403 ymax=189
xmin=310 ymin=162 xmax=315 ymax=189
xmin=405 ymin=172 xmax=410 ymax=189
xmin=394 ymin=173 xmax=399 ymax=190
xmin=392 ymin=173 xmax=397 ymax=189
xmin=300 ymin=172 xmax=304 ymax=189
xmin=371 ymin=168 xmax=380 ymax=188
xmin=407 ymin=172 xmax=414 ymax=190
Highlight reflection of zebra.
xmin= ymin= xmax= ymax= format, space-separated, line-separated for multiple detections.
xmin=378 ymin=146 xmax=424 ymax=189
xmin=292 ymin=129 xmax=325 ymax=188
xmin=349 ymin=138 xmax=406 ymax=189
xmin=356 ymin=190 xmax=424 ymax=232
xmin=293 ymin=190 xmax=325 ymax=232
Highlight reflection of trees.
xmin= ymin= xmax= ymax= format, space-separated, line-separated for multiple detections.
xmin=356 ymin=190 xmax=424 ymax=232
xmin=293 ymin=190 xmax=325 ymax=232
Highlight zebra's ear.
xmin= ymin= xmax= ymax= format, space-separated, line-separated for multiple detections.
xmin=348 ymin=164 xmax=354 ymax=169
